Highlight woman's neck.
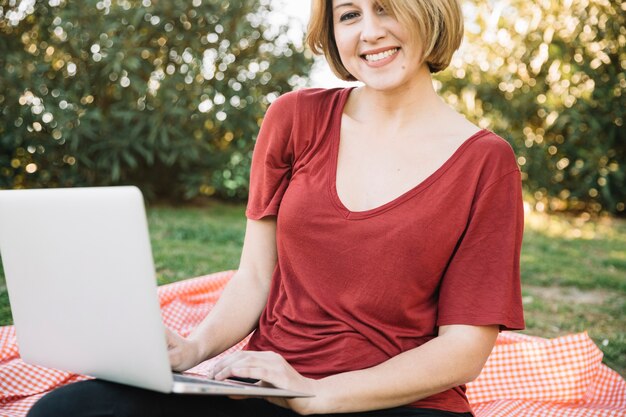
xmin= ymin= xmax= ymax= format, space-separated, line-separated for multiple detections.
xmin=347 ymin=67 xmax=450 ymax=133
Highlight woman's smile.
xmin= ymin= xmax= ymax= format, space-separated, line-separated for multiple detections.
xmin=361 ymin=47 xmax=400 ymax=67
xmin=332 ymin=0 xmax=423 ymax=92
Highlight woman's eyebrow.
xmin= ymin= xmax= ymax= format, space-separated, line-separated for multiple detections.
xmin=334 ymin=2 xmax=354 ymax=10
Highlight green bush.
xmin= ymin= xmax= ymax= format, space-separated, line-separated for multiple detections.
xmin=0 ymin=0 xmax=311 ymax=200
xmin=437 ymin=0 xmax=625 ymax=215
xmin=1 ymin=1 xmax=624 ymax=214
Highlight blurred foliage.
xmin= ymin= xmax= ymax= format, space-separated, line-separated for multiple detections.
xmin=1 ymin=0 xmax=625 ymax=214
xmin=0 ymin=0 xmax=311 ymax=200
xmin=437 ymin=0 xmax=625 ymax=215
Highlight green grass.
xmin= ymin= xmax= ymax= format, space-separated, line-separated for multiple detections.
xmin=147 ymin=202 xmax=246 ymax=284
xmin=519 ymin=210 xmax=626 ymax=376
xmin=0 ymin=202 xmax=624 ymax=377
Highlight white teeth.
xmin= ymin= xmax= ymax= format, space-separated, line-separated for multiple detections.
xmin=364 ymin=48 xmax=398 ymax=62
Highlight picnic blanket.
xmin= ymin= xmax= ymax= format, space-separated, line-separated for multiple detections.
xmin=1 ymin=270 xmax=625 ymax=417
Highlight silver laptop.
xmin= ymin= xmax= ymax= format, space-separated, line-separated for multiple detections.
xmin=0 ymin=186 xmax=308 ymax=397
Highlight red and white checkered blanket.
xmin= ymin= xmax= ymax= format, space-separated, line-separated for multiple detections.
xmin=1 ymin=271 xmax=625 ymax=417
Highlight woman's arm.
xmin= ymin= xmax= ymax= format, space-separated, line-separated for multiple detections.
xmin=311 ymin=324 xmax=499 ymax=413
xmin=167 ymin=216 xmax=277 ymax=371
xmin=212 ymin=324 xmax=498 ymax=415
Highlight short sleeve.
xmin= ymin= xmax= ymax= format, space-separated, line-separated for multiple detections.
xmin=245 ymin=91 xmax=297 ymax=220
xmin=437 ymin=169 xmax=525 ymax=331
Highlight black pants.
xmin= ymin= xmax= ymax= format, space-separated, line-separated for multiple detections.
xmin=26 ymin=380 xmax=472 ymax=417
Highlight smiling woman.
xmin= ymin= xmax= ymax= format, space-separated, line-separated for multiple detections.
xmin=307 ymin=0 xmax=463 ymax=80
xmin=26 ymin=1 xmax=524 ymax=417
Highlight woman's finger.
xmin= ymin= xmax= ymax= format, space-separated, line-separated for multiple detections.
xmin=164 ymin=326 xmax=183 ymax=349
xmin=213 ymin=351 xmax=282 ymax=379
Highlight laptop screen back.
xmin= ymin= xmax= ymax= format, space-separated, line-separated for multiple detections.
xmin=0 ymin=186 xmax=173 ymax=392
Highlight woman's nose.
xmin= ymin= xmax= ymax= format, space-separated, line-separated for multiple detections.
xmin=359 ymin=14 xmax=386 ymax=42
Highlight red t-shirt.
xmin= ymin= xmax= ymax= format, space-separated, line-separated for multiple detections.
xmin=245 ymin=87 xmax=524 ymax=413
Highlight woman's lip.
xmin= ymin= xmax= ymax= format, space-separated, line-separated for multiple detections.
xmin=360 ymin=46 xmax=400 ymax=56
xmin=360 ymin=48 xmax=400 ymax=67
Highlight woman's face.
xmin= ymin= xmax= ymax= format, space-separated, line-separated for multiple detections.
xmin=331 ymin=0 xmax=426 ymax=91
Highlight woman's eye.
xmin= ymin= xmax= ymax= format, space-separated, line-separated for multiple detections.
xmin=339 ymin=11 xmax=359 ymax=22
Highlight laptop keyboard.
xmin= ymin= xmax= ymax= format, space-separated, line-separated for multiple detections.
xmin=173 ymin=373 xmax=249 ymax=388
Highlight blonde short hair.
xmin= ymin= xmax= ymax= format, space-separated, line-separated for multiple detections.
xmin=306 ymin=0 xmax=464 ymax=80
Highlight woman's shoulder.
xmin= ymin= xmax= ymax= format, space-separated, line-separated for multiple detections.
xmin=460 ymin=130 xmax=520 ymax=182
xmin=270 ymin=87 xmax=350 ymax=113
xmin=260 ymin=88 xmax=350 ymax=155
xmin=291 ymin=86 xmax=349 ymax=101
xmin=469 ymin=130 xmax=518 ymax=163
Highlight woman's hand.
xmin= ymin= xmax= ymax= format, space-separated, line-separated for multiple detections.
xmin=212 ymin=351 xmax=325 ymax=415
xmin=165 ymin=327 xmax=204 ymax=372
